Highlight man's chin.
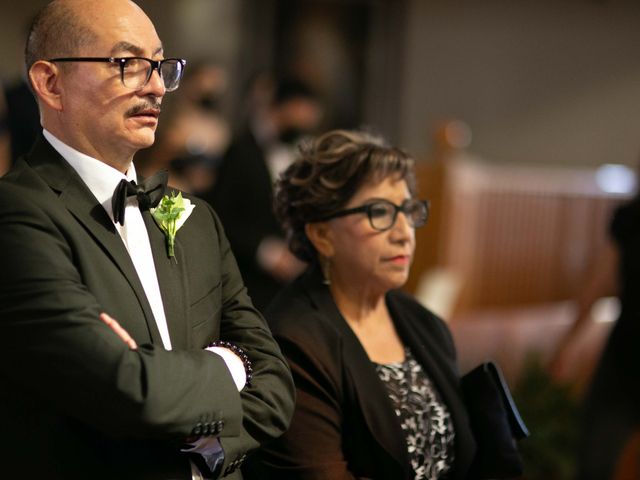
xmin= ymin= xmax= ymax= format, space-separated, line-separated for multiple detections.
xmin=125 ymin=118 xmax=158 ymax=146
xmin=128 ymin=130 xmax=157 ymax=150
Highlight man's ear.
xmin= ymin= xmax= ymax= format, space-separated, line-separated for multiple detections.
xmin=28 ymin=60 xmax=63 ymax=111
xmin=305 ymin=222 xmax=334 ymax=259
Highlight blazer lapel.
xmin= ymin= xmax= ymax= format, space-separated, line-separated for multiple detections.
xmin=302 ymin=269 xmax=411 ymax=477
xmin=389 ymin=297 xmax=460 ymax=408
xmin=388 ymin=295 xmax=475 ymax=478
xmin=142 ymin=210 xmax=190 ymax=349
xmin=26 ymin=135 xmax=164 ymax=345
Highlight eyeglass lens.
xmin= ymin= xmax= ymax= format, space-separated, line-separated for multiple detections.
xmin=368 ymin=200 xmax=427 ymax=231
xmin=159 ymin=60 xmax=183 ymax=91
xmin=122 ymin=58 xmax=183 ymax=91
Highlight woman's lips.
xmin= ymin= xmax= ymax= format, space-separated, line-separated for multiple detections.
xmin=384 ymin=255 xmax=411 ymax=265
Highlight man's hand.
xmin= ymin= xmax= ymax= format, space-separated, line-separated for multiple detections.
xmin=100 ymin=312 xmax=138 ymax=350
xmin=206 ymin=346 xmax=247 ymax=391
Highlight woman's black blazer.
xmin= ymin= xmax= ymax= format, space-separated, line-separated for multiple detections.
xmin=249 ymin=266 xmax=476 ymax=479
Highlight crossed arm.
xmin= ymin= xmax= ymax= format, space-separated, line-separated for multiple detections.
xmin=0 ymin=183 xmax=295 ymax=476
xmin=100 ymin=312 xmax=247 ymax=391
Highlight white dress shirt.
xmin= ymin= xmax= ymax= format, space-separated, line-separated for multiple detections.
xmin=44 ymin=129 xmax=173 ymax=349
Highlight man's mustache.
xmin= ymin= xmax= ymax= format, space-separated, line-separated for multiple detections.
xmin=126 ymin=100 xmax=162 ymax=116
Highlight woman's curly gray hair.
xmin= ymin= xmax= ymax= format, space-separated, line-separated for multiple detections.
xmin=274 ymin=129 xmax=416 ymax=263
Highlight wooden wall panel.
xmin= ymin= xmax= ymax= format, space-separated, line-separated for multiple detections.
xmin=407 ymin=156 xmax=629 ymax=315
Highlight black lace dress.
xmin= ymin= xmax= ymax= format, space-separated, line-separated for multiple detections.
xmin=375 ymin=348 xmax=456 ymax=480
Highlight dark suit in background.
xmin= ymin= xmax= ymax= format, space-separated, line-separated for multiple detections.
xmin=204 ymin=79 xmax=322 ymax=311
xmin=577 ymin=198 xmax=640 ymax=479
xmin=247 ymin=266 xmax=476 ymax=479
xmin=4 ymin=79 xmax=40 ymax=163
xmin=205 ymin=128 xmax=283 ymax=311
xmin=0 ymin=136 xmax=294 ymax=479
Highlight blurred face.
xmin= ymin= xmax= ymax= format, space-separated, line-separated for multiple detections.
xmin=56 ymin=0 xmax=166 ymax=166
xmin=324 ymin=176 xmax=416 ymax=296
xmin=277 ymin=97 xmax=323 ymax=143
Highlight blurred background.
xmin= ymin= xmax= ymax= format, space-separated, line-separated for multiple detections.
xmin=2 ymin=0 xmax=640 ymax=165
xmin=2 ymin=0 xmax=640 ymax=477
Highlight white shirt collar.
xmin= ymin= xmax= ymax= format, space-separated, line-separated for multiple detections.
xmin=42 ymin=129 xmax=137 ymax=221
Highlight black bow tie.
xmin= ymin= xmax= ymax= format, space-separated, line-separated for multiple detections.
xmin=112 ymin=170 xmax=168 ymax=226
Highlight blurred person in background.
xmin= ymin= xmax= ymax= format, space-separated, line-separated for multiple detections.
xmin=0 ymin=86 xmax=10 ymax=175
xmin=204 ymin=77 xmax=323 ymax=311
xmin=4 ymin=75 xmax=40 ymax=164
xmin=551 ymin=185 xmax=640 ymax=479
xmin=3 ymin=16 xmax=41 ymax=165
xmin=248 ymin=130 xmax=478 ymax=479
xmin=135 ymin=59 xmax=230 ymax=195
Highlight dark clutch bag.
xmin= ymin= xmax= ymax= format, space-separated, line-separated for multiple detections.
xmin=461 ymin=361 xmax=529 ymax=479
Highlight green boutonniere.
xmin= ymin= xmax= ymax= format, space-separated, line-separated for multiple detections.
xmin=150 ymin=191 xmax=195 ymax=259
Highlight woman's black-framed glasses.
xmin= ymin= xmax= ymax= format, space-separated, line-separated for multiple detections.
xmin=47 ymin=57 xmax=187 ymax=92
xmin=318 ymin=199 xmax=430 ymax=232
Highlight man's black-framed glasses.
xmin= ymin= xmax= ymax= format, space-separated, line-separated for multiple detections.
xmin=318 ymin=198 xmax=430 ymax=232
xmin=48 ymin=57 xmax=187 ymax=92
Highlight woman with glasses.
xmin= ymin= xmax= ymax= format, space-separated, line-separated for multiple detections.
xmin=247 ymin=130 xmax=476 ymax=479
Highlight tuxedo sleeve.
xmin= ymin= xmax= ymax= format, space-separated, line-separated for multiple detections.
xmin=199 ymin=201 xmax=296 ymax=475
xmin=0 ymin=183 xmax=287 ymax=445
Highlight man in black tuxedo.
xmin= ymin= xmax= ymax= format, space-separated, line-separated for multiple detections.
xmin=0 ymin=1 xmax=294 ymax=479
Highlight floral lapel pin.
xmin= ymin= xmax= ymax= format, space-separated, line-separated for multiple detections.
xmin=150 ymin=191 xmax=195 ymax=259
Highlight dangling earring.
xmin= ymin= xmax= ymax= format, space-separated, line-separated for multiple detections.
xmin=321 ymin=256 xmax=331 ymax=286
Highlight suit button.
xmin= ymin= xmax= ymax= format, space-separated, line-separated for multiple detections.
xmin=192 ymin=423 xmax=203 ymax=436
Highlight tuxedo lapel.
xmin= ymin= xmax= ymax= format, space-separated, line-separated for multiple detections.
xmin=26 ymin=135 xmax=164 ymax=345
xmin=142 ymin=210 xmax=190 ymax=349
xmin=302 ymin=269 xmax=411 ymax=476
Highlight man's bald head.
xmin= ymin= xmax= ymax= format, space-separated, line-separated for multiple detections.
xmin=25 ymin=0 xmax=97 ymax=75
xmin=26 ymin=0 xmax=167 ymax=168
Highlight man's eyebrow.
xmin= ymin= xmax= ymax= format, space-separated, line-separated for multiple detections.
xmin=110 ymin=41 xmax=164 ymax=57
xmin=111 ymin=41 xmax=143 ymax=56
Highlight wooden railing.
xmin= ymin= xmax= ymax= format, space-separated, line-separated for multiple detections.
xmin=407 ymin=149 xmax=630 ymax=316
